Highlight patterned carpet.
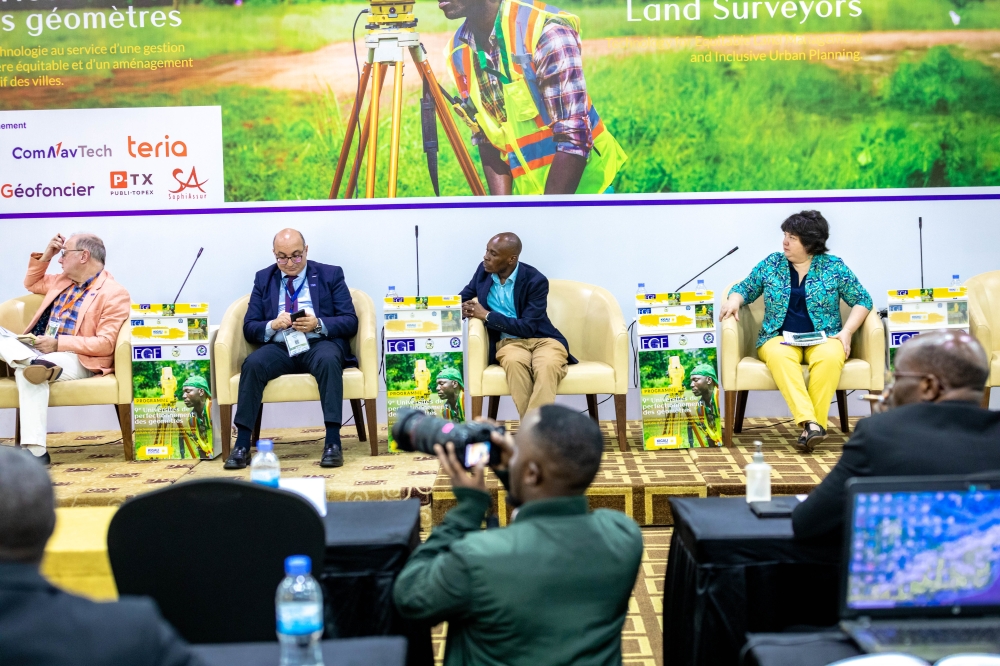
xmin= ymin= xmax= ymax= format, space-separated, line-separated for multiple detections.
xmin=1 ymin=417 xmax=854 ymax=531
xmin=431 ymin=417 xmax=853 ymax=526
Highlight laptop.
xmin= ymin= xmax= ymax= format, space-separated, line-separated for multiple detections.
xmin=839 ymin=475 xmax=1000 ymax=661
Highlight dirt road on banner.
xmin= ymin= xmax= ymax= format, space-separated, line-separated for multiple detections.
xmin=187 ymin=29 xmax=1000 ymax=96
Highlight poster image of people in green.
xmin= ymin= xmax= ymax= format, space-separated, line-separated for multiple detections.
xmin=639 ymin=346 xmax=722 ymax=449
xmin=436 ymin=367 xmax=465 ymax=423
xmin=385 ymin=351 xmax=465 ymax=452
xmin=132 ymin=358 xmax=216 ymax=460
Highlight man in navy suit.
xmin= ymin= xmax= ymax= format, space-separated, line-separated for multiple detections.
xmin=460 ymin=232 xmax=575 ymax=418
xmin=224 ymin=229 xmax=358 ymax=470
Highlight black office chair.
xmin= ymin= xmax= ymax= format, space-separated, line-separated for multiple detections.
xmin=107 ymin=478 xmax=326 ymax=644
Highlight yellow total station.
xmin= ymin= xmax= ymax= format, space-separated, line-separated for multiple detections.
xmin=160 ymin=366 xmax=177 ymax=402
xmin=414 ymin=359 xmax=431 ymax=398
xmin=368 ymin=0 xmax=416 ymax=29
xmin=667 ymin=356 xmax=686 ymax=396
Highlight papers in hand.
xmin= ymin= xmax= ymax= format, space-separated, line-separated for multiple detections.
xmin=782 ymin=330 xmax=828 ymax=347
xmin=0 ymin=327 xmax=40 ymax=362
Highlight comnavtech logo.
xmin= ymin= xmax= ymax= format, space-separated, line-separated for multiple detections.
xmin=2 ymin=182 xmax=94 ymax=200
xmin=168 ymin=167 xmax=207 ymax=201
xmin=12 ymin=142 xmax=111 ymax=160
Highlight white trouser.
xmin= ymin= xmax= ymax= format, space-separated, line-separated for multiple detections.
xmin=0 ymin=336 xmax=93 ymax=449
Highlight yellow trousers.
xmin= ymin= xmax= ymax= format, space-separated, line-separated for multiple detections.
xmin=757 ymin=337 xmax=846 ymax=429
xmin=495 ymin=338 xmax=568 ymax=418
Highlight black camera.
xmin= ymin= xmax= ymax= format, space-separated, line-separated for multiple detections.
xmin=391 ymin=408 xmax=504 ymax=468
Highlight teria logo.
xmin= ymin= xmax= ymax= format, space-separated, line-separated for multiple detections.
xmin=12 ymin=143 xmax=111 ymax=160
xmin=127 ymin=135 xmax=187 ymax=158
xmin=640 ymin=335 xmax=671 ymax=350
xmin=386 ymin=339 xmax=416 ymax=353
xmin=168 ymin=167 xmax=208 ymax=200
xmin=133 ymin=346 xmax=162 ymax=360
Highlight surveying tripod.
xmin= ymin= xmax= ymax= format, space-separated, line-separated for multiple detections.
xmin=329 ymin=1 xmax=486 ymax=198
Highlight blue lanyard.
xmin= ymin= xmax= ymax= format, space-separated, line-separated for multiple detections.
xmin=284 ymin=274 xmax=307 ymax=309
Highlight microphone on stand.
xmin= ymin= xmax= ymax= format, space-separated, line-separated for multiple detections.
xmin=918 ymin=217 xmax=924 ymax=290
xmin=415 ymin=226 xmax=421 ymax=298
xmin=675 ymin=247 xmax=739 ymax=292
xmin=172 ymin=248 xmax=204 ymax=304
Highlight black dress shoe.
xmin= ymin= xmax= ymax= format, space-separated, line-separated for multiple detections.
xmin=35 ymin=452 xmax=51 ymax=466
xmin=223 ymin=448 xmax=251 ymax=470
xmin=320 ymin=445 xmax=344 ymax=468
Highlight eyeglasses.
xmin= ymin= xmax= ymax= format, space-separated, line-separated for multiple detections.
xmin=60 ymin=249 xmax=84 ymax=258
xmin=274 ymin=252 xmax=304 ymax=266
xmin=883 ymin=369 xmax=937 ymax=394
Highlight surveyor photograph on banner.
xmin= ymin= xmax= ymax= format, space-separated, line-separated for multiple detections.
xmin=1 ymin=0 xmax=998 ymax=204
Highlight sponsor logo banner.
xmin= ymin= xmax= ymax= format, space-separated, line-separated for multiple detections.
xmin=0 ymin=106 xmax=223 ymax=212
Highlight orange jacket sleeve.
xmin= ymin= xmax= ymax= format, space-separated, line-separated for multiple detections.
xmin=24 ymin=253 xmax=61 ymax=294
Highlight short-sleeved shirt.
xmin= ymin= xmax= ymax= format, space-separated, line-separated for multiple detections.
xmin=487 ymin=264 xmax=519 ymax=339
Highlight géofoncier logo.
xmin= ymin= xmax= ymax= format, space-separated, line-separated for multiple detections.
xmin=1 ymin=182 xmax=94 ymax=199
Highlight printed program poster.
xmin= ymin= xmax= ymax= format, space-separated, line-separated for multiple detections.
xmin=131 ymin=344 xmax=218 ymax=460
xmin=886 ymin=287 xmax=968 ymax=368
xmin=383 ymin=295 xmax=465 ymax=452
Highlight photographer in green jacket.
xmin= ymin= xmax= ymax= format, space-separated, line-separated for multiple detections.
xmin=393 ymin=404 xmax=643 ymax=666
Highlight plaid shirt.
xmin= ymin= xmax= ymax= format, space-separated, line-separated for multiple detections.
xmin=458 ymin=17 xmax=593 ymax=158
xmin=48 ymin=273 xmax=97 ymax=337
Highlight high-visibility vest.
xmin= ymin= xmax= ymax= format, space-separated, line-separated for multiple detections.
xmin=446 ymin=0 xmax=627 ymax=195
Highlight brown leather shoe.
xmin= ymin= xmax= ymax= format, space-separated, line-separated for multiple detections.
xmin=23 ymin=362 xmax=62 ymax=385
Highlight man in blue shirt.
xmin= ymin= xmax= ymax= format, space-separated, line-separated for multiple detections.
xmin=460 ymin=232 xmax=574 ymax=418
xmin=224 ymin=229 xmax=358 ymax=470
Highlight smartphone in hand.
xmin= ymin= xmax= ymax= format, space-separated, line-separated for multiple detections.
xmin=290 ymin=309 xmax=307 ymax=322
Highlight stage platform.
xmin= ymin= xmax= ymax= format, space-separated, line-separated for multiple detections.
xmin=1 ymin=417 xmax=854 ymax=529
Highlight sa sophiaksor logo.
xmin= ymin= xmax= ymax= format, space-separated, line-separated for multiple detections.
xmin=168 ymin=167 xmax=208 ymax=200
xmin=109 ymin=171 xmax=153 ymax=196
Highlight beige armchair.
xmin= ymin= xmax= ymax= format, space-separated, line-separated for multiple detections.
xmin=468 ymin=279 xmax=631 ymax=450
xmin=967 ymin=270 xmax=1000 ymax=408
xmin=214 ymin=289 xmax=379 ymax=457
xmin=719 ymin=282 xmax=885 ymax=446
xmin=0 ymin=294 xmax=134 ymax=460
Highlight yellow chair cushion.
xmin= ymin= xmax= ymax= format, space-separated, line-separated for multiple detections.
xmin=228 ymin=367 xmax=366 ymax=404
xmin=733 ymin=357 xmax=873 ymax=392
xmin=481 ymin=361 xmax=617 ymax=396
xmin=0 ymin=374 xmax=119 ymax=408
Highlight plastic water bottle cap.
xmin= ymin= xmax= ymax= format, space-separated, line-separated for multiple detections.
xmin=953 ymin=275 xmax=959 ymax=279
xmin=638 ymin=283 xmax=645 ymax=288
xmin=285 ymin=555 xmax=311 ymax=576
xmin=388 ymin=285 xmax=396 ymax=290
xmin=256 ymin=439 xmax=273 ymax=452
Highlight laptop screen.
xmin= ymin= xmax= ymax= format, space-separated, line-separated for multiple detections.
xmin=846 ymin=488 xmax=1000 ymax=611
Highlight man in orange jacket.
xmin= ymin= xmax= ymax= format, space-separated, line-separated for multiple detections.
xmin=0 ymin=233 xmax=131 ymax=464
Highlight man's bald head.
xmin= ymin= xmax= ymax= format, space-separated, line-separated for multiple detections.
xmin=491 ymin=232 xmax=522 ymax=256
xmin=482 ymin=232 xmax=522 ymax=277
xmin=273 ymin=228 xmax=306 ymax=248
xmin=891 ymin=331 xmax=989 ymax=406
xmin=0 ymin=447 xmax=55 ymax=564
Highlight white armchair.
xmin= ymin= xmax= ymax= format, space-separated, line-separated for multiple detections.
xmin=467 ymin=279 xmax=631 ymax=450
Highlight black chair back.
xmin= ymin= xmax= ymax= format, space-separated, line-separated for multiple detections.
xmin=107 ymin=478 xmax=326 ymax=644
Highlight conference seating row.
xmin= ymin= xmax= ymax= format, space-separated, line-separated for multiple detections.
xmin=2 ymin=272 xmax=999 ymax=458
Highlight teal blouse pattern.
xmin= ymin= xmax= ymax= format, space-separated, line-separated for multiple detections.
xmin=728 ymin=252 xmax=873 ymax=348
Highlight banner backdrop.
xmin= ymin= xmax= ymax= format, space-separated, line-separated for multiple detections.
xmin=2 ymin=0 xmax=998 ymax=205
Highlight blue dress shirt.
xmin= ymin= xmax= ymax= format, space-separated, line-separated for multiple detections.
xmin=487 ymin=264 xmax=519 ymax=340
xmin=264 ymin=263 xmax=328 ymax=342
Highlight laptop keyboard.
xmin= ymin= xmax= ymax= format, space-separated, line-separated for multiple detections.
xmin=867 ymin=623 xmax=1000 ymax=647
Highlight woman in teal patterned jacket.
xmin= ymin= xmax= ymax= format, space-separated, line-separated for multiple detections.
xmin=720 ymin=211 xmax=872 ymax=452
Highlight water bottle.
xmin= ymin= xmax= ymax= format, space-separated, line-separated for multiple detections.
xmin=250 ymin=439 xmax=280 ymax=488
xmin=951 ymin=275 xmax=961 ymax=288
xmin=745 ymin=441 xmax=772 ymax=503
xmin=696 ymin=278 xmax=707 ymax=296
xmin=386 ymin=285 xmax=398 ymax=299
xmin=276 ymin=555 xmax=324 ymax=666
xmin=636 ymin=282 xmax=646 ymax=296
